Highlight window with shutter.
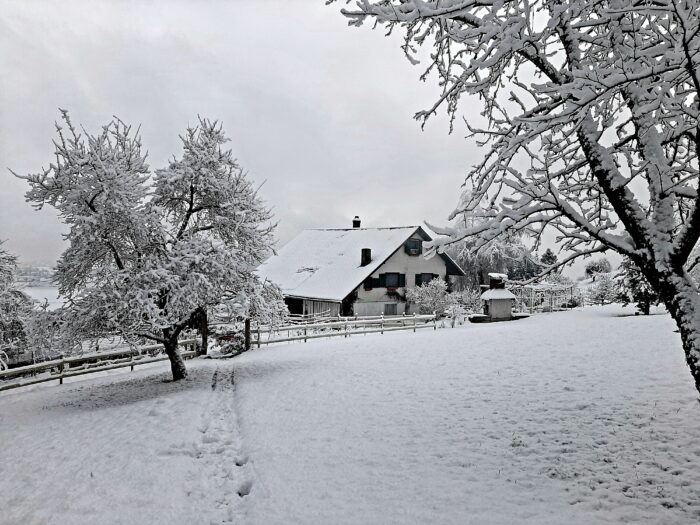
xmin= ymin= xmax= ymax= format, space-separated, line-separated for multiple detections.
xmin=398 ymin=274 xmax=406 ymax=287
xmin=415 ymin=274 xmax=422 ymax=286
xmin=385 ymin=273 xmax=400 ymax=288
xmin=378 ymin=274 xmax=386 ymax=287
xmin=421 ymin=273 xmax=434 ymax=284
xmin=364 ymin=278 xmax=373 ymax=291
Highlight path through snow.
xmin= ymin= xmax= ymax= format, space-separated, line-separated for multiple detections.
xmin=1 ymin=360 xmax=249 ymax=525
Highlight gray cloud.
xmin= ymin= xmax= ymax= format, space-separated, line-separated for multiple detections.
xmin=0 ymin=0 xmax=479 ymax=266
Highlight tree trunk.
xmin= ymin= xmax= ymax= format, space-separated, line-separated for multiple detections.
xmin=656 ymin=271 xmax=700 ymax=396
xmin=163 ymin=337 xmax=188 ymax=381
xmin=200 ymin=308 xmax=208 ymax=356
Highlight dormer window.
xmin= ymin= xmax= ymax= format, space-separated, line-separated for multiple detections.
xmin=405 ymin=238 xmax=422 ymax=256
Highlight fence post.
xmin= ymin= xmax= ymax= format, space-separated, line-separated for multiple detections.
xmin=344 ymin=320 xmax=348 ymax=338
xmin=413 ymin=313 xmax=417 ymax=333
xmin=244 ymin=319 xmax=251 ymax=351
xmin=58 ymin=353 xmax=65 ymax=385
xmin=130 ymin=350 xmax=135 ymax=372
xmin=433 ymin=311 xmax=437 ymax=330
xmin=381 ymin=313 xmax=384 ymax=335
xmin=304 ymin=325 xmax=307 ymax=343
xmin=257 ymin=323 xmax=261 ymax=349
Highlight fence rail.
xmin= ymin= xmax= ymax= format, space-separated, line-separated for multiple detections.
xmin=0 ymin=339 xmax=200 ymax=392
xmin=251 ymin=313 xmax=437 ymax=347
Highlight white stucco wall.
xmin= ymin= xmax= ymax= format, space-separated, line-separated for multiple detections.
xmin=485 ymin=298 xmax=513 ymax=320
xmin=352 ymin=234 xmax=448 ymax=316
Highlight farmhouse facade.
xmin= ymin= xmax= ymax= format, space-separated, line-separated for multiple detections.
xmin=257 ymin=219 xmax=464 ymax=317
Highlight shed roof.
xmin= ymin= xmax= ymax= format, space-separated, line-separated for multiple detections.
xmin=481 ymin=288 xmax=516 ymax=300
xmin=257 ymin=226 xmax=464 ymax=302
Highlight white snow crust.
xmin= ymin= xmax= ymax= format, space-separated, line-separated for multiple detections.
xmin=481 ymin=288 xmax=516 ymax=300
xmin=3 ymin=305 xmax=700 ymax=524
xmin=1 ymin=361 xmax=250 ymax=525
xmin=233 ymin=305 xmax=700 ymax=524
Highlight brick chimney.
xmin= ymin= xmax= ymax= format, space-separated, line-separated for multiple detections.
xmin=352 ymin=216 xmax=361 ymax=228
xmin=488 ymin=273 xmax=507 ymax=289
xmin=361 ymin=248 xmax=372 ymax=267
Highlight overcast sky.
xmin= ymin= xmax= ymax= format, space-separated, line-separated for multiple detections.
xmin=0 ymin=0 xmax=483 ymax=266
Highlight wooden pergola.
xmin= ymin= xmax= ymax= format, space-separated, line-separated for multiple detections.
xmin=509 ymin=282 xmax=582 ymax=314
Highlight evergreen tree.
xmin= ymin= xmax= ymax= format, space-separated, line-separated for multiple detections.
xmin=540 ymin=249 xmax=558 ymax=266
xmin=617 ymin=257 xmax=659 ymax=315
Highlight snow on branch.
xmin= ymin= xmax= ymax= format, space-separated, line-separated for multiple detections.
xmin=337 ymin=0 xmax=700 ymax=278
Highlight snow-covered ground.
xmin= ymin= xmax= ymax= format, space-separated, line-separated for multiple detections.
xmin=1 ymin=361 xmax=250 ymax=525
xmin=3 ymin=305 xmax=700 ymax=524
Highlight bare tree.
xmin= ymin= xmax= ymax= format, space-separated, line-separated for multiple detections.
xmin=336 ymin=0 xmax=700 ymax=394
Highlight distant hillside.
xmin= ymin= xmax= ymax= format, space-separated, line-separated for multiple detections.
xmin=15 ymin=266 xmax=55 ymax=286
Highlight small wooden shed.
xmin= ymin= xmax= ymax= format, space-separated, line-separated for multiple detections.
xmin=470 ymin=273 xmax=523 ymax=323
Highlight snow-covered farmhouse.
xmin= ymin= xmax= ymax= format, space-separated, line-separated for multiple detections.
xmin=257 ymin=218 xmax=465 ymax=317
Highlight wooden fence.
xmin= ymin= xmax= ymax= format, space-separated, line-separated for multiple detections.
xmin=0 ymin=339 xmax=200 ymax=392
xmin=1 ymin=313 xmax=439 ymax=392
xmin=286 ymin=309 xmax=333 ymax=324
xmin=249 ymin=313 xmax=437 ymax=348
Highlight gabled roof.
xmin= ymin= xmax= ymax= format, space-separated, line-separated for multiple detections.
xmin=257 ymin=226 xmax=464 ymax=302
xmin=481 ymin=288 xmax=516 ymax=300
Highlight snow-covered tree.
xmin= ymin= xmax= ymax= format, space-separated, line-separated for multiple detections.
xmin=0 ymin=242 xmax=31 ymax=362
xmin=406 ymin=279 xmax=449 ymax=315
xmin=585 ymin=258 xmax=612 ymax=280
xmin=544 ymin=272 xmax=573 ymax=287
xmin=17 ymin=112 xmax=275 ymax=380
xmin=448 ymin=196 xmax=540 ymax=288
xmin=23 ymin=300 xmax=68 ymax=360
xmin=444 ymin=292 xmax=467 ymax=327
xmin=337 ymin=1 xmax=700 ymax=395
xmin=587 ymin=273 xmax=617 ymax=306
xmin=617 ymin=257 xmax=659 ymax=315
xmin=215 ymin=277 xmax=288 ymax=328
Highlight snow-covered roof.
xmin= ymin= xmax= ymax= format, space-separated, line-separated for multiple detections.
xmin=488 ymin=272 xmax=508 ymax=280
xmin=481 ymin=288 xmax=516 ymax=300
xmin=257 ymin=226 xmax=464 ymax=302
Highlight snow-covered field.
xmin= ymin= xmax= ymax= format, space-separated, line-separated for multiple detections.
xmin=2 ymin=305 xmax=700 ymax=524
